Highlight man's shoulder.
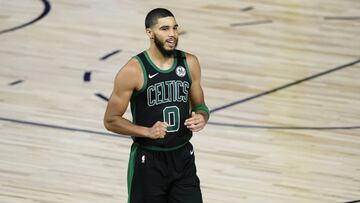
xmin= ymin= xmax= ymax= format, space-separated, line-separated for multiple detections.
xmin=176 ymin=50 xmax=198 ymax=62
xmin=128 ymin=56 xmax=141 ymax=66
xmin=118 ymin=56 xmax=142 ymax=77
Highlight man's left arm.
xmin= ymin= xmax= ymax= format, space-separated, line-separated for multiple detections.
xmin=184 ymin=53 xmax=210 ymax=132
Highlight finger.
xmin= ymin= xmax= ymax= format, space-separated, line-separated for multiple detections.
xmin=185 ymin=122 xmax=195 ymax=129
xmin=161 ymin=129 xmax=167 ymax=137
xmin=155 ymin=130 xmax=165 ymax=139
xmin=154 ymin=121 xmax=167 ymax=129
xmin=185 ymin=112 xmax=196 ymax=121
xmin=162 ymin=122 xmax=169 ymax=128
xmin=185 ymin=117 xmax=197 ymax=125
xmin=187 ymin=123 xmax=197 ymax=130
xmin=158 ymin=133 xmax=165 ymax=138
xmin=161 ymin=123 xmax=168 ymax=130
xmin=192 ymin=121 xmax=205 ymax=131
xmin=160 ymin=123 xmax=168 ymax=134
xmin=157 ymin=128 xmax=163 ymax=135
xmin=186 ymin=118 xmax=201 ymax=127
xmin=185 ymin=116 xmax=196 ymax=122
xmin=158 ymin=125 xmax=166 ymax=132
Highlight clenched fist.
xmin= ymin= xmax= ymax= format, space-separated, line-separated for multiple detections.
xmin=146 ymin=121 xmax=169 ymax=139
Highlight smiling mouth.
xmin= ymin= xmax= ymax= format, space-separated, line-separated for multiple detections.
xmin=166 ymin=39 xmax=176 ymax=47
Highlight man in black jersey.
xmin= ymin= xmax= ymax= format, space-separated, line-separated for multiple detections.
xmin=104 ymin=8 xmax=209 ymax=203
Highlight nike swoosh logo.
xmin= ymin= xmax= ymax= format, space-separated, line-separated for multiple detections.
xmin=148 ymin=73 xmax=159 ymax=79
xmin=190 ymin=150 xmax=194 ymax=155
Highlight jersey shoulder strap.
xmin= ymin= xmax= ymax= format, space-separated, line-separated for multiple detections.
xmin=175 ymin=50 xmax=192 ymax=83
xmin=135 ymin=51 xmax=150 ymax=70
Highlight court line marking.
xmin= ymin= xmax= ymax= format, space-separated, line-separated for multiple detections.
xmin=1 ymin=116 xmax=359 ymax=138
xmin=210 ymin=59 xmax=360 ymax=113
xmin=83 ymin=71 xmax=92 ymax=82
xmin=0 ymin=0 xmax=51 ymax=35
xmin=8 ymin=80 xmax=24 ymax=86
xmin=0 ymin=117 xmax=129 ymax=139
xmin=208 ymin=121 xmax=360 ymax=130
xmin=95 ymin=93 xmax=109 ymax=101
xmin=240 ymin=6 xmax=254 ymax=12
xmin=2 ymin=60 xmax=359 ymax=131
xmin=342 ymin=200 xmax=360 ymax=203
xmin=324 ymin=16 xmax=360 ymax=20
xmin=3 ymin=60 xmax=359 ymax=132
xmin=100 ymin=49 xmax=122 ymax=60
xmin=230 ymin=20 xmax=272 ymax=27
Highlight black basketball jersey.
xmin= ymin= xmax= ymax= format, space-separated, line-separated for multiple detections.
xmin=130 ymin=50 xmax=192 ymax=148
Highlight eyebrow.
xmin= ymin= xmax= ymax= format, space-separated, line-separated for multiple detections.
xmin=159 ymin=24 xmax=179 ymax=29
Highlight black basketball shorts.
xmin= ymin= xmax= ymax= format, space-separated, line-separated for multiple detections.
xmin=127 ymin=142 xmax=202 ymax=203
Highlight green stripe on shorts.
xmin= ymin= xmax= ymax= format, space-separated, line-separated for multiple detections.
xmin=127 ymin=142 xmax=139 ymax=203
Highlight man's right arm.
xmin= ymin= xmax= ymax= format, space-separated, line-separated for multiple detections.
xmin=103 ymin=58 xmax=168 ymax=139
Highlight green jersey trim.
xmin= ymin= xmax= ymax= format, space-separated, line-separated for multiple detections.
xmin=130 ymin=97 xmax=137 ymax=124
xmin=144 ymin=51 xmax=178 ymax=73
xmin=181 ymin=51 xmax=192 ymax=83
xmin=127 ymin=143 xmax=138 ymax=203
xmin=133 ymin=56 xmax=148 ymax=96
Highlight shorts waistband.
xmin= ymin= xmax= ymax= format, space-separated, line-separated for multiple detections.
xmin=134 ymin=141 xmax=188 ymax=152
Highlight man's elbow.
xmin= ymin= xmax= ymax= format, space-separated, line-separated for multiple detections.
xmin=104 ymin=118 xmax=114 ymax=132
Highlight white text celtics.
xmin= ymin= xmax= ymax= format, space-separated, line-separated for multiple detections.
xmin=147 ymin=80 xmax=190 ymax=107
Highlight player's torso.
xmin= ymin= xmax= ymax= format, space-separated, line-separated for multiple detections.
xmin=130 ymin=50 xmax=192 ymax=148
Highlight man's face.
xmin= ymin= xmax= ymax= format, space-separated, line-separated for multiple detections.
xmin=151 ymin=16 xmax=179 ymax=57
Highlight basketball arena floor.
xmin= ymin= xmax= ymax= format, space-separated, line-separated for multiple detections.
xmin=0 ymin=0 xmax=359 ymax=202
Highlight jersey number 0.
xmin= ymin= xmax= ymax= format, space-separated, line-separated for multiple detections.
xmin=163 ymin=106 xmax=180 ymax=132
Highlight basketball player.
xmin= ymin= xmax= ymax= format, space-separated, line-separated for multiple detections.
xmin=104 ymin=8 xmax=209 ymax=203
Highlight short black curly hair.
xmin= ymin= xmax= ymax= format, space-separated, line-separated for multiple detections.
xmin=145 ymin=8 xmax=174 ymax=28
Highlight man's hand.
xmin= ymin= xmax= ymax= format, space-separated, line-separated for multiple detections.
xmin=147 ymin=121 xmax=169 ymax=139
xmin=184 ymin=112 xmax=207 ymax=132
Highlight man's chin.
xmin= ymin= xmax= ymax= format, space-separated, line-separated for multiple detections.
xmin=165 ymin=45 xmax=176 ymax=51
xmin=161 ymin=47 xmax=175 ymax=56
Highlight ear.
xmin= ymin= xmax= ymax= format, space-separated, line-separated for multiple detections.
xmin=146 ymin=28 xmax=154 ymax=39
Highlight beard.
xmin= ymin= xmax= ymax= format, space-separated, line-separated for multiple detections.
xmin=154 ymin=34 xmax=178 ymax=58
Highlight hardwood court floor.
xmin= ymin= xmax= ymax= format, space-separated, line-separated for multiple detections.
xmin=0 ymin=0 xmax=359 ymax=202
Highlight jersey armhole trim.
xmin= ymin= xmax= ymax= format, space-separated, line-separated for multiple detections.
xmin=130 ymin=97 xmax=137 ymax=124
xmin=134 ymin=55 xmax=147 ymax=95
xmin=181 ymin=51 xmax=192 ymax=84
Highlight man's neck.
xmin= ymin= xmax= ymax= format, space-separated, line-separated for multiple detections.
xmin=147 ymin=47 xmax=174 ymax=70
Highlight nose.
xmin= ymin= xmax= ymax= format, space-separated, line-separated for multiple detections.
xmin=169 ymin=28 xmax=177 ymax=37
